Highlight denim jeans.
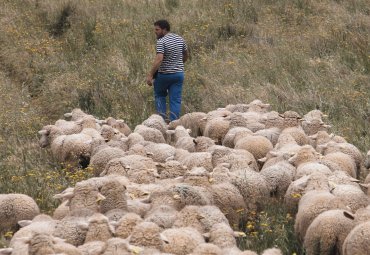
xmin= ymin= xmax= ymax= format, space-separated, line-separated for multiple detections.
xmin=153 ymin=72 xmax=184 ymax=121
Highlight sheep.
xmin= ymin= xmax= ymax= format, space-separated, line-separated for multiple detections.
xmin=126 ymin=132 xmax=145 ymax=148
xmin=294 ymin=190 xmax=347 ymax=241
xmin=309 ymin=131 xmax=346 ymax=148
xmin=64 ymin=108 xmax=92 ymax=121
xmin=144 ymin=205 xmax=178 ymax=229
xmin=100 ymin=125 xmax=124 ymax=142
xmin=112 ymin=212 xmax=143 ymax=239
xmin=294 ymin=162 xmax=332 ymax=180
xmin=230 ymin=168 xmax=270 ymax=210
xmin=342 ymin=221 xmax=370 ymax=255
xmin=134 ymin=124 xmax=166 ymax=143
xmin=173 ymin=205 xmax=229 ymax=233
xmin=301 ymin=118 xmax=331 ymax=136
xmin=77 ymin=241 xmax=106 ymax=255
xmin=168 ymin=112 xmax=207 ymax=137
xmin=0 ymin=194 xmax=40 ymax=232
xmin=318 ymin=141 xmax=363 ymax=176
xmin=254 ymin=127 xmax=281 ymax=147
xmin=203 ymin=117 xmax=230 ymax=144
xmin=191 ymin=243 xmax=222 ymax=255
xmin=280 ymin=126 xmax=310 ymax=146
xmin=203 ymin=223 xmax=241 ymax=249
xmin=263 ymin=111 xmax=284 ymax=130
xmin=330 ymin=184 xmax=370 ymax=212
xmin=178 ymin=152 xmax=214 ymax=172
xmin=261 ymin=248 xmax=283 ymax=255
xmin=84 ymin=213 xmax=114 ymax=243
xmin=260 ymin=161 xmax=295 ymax=197
xmin=101 ymin=155 xmax=158 ymax=183
xmin=234 ymin=134 xmax=273 ymax=160
xmin=321 ymin=152 xmax=357 ymax=178
xmin=142 ymin=114 xmax=168 ymax=137
xmin=128 ymin=221 xmax=163 ymax=250
xmin=167 ymin=125 xmax=192 ymax=146
xmin=284 ymin=173 xmax=330 ymax=213
xmin=54 ymin=119 xmax=83 ymax=135
xmin=303 ymin=109 xmax=327 ymax=122
xmin=161 ymin=227 xmax=205 ymax=255
xmin=287 ymin=145 xmax=321 ymax=168
xmin=53 ymin=211 xmax=90 ymax=246
xmin=9 ymin=214 xmax=58 ymax=254
xmin=303 ymin=209 xmax=355 ymax=255
xmin=222 ymin=127 xmax=253 ymax=148
xmin=102 ymin=238 xmax=140 ymax=255
xmin=98 ymin=178 xmax=127 ymax=214
xmin=279 ymin=110 xmax=302 ymax=128
xmin=194 ymin=136 xmax=216 ymax=152
xmin=156 ymin=160 xmax=187 ymax=179
xmin=210 ymin=182 xmax=247 ymax=228
xmin=144 ymin=142 xmax=176 ymax=163
xmin=89 ymin=146 xmax=126 ymax=176
xmin=103 ymin=116 xmax=131 ymax=136
xmin=212 ymin=148 xmax=259 ymax=172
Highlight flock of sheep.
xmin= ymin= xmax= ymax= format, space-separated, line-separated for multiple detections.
xmin=1 ymin=99 xmax=370 ymax=255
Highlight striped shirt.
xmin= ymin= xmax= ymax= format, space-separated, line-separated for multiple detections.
xmin=156 ymin=33 xmax=187 ymax=73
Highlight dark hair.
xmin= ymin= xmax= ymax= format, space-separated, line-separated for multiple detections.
xmin=154 ymin=20 xmax=170 ymax=31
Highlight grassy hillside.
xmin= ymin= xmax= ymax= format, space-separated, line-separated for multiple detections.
xmin=0 ymin=0 xmax=369 ymax=252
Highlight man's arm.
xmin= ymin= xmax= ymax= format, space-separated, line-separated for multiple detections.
xmin=146 ymin=53 xmax=163 ymax=86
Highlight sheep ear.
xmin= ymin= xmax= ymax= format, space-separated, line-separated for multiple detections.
xmin=18 ymin=220 xmax=32 ymax=228
xmin=360 ymin=183 xmax=370 ymax=189
xmin=343 ymin=211 xmax=355 ymax=220
xmin=0 ymin=248 xmax=13 ymax=255
xmin=53 ymin=189 xmax=74 ymax=200
xmin=174 ymin=176 xmax=184 ymax=182
xmin=77 ymin=222 xmax=89 ymax=231
xmin=128 ymin=245 xmax=143 ymax=253
xmin=234 ymin=231 xmax=246 ymax=237
xmin=160 ymin=233 xmax=169 ymax=244
xmin=96 ymin=193 xmax=106 ymax=202
xmin=193 ymin=139 xmax=198 ymax=145
xmin=64 ymin=112 xmax=72 ymax=118
xmin=108 ymin=222 xmax=116 ymax=234
xmin=140 ymin=197 xmax=151 ymax=204
xmin=165 ymin=156 xmax=174 ymax=162
xmin=258 ymin=157 xmax=267 ymax=163
xmin=203 ymin=233 xmax=210 ymax=241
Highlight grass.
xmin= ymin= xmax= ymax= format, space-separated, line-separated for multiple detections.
xmin=0 ymin=0 xmax=369 ymax=252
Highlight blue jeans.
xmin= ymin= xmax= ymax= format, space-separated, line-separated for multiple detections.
xmin=154 ymin=72 xmax=184 ymax=121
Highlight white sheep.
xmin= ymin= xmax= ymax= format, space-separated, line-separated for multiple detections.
xmin=203 ymin=116 xmax=230 ymax=144
xmin=144 ymin=205 xmax=178 ymax=229
xmin=303 ymin=209 xmax=355 ymax=255
xmin=134 ymin=124 xmax=166 ymax=143
xmin=156 ymin=160 xmax=187 ymax=179
xmin=89 ymin=146 xmax=126 ymax=176
xmin=294 ymin=162 xmax=332 ymax=180
xmin=168 ymin=112 xmax=207 ymax=137
xmin=254 ymin=127 xmax=281 ymax=147
xmin=321 ymin=152 xmax=357 ymax=178
xmin=231 ymin=169 xmax=270 ymax=210
xmin=103 ymin=116 xmax=132 ymax=136
xmin=161 ymin=227 xmax=205 ymax=255
xmin=142 ymin=114 xmax=168 ymax=138
xmin=342 ymin=221 xmax=370 ymax=255
xmin=173 ymin=205 xmax=229 ymax=234
xmin=222 ymin=127 xmax=253 ymax=148
xmin=77 ymin=241 xmax=106 ymax=255
xmin=84 ymin=213 xmax=114 ymax=243
xmin=260 ymin=161 xmax=295 ymax=197
xmin=234 ymin=134 xmax=273 ymax=161
xmin=0 ymin=194 xmax=40 ymax=232
xmin=294 ymin=190 xmax=347 ymax=241
xmin=190 ymin=243 xmax=222 ymax=255
xmin=128 ymin=221 xmax=163 ymax=250
xmin=210 ymin=182 xmax=247 ymax=228
xmin=330 ymin=184 xmax=370 ymax=212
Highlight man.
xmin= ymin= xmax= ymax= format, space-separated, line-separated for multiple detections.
xmin=146 ymin=19 xmax=188 ymax=122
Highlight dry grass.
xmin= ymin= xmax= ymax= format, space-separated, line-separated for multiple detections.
xmin=0 ymin=0 xmax=369 ymax=251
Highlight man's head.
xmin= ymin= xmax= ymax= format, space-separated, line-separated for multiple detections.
xmin=154 ymin=20 xmax=170 ymax=39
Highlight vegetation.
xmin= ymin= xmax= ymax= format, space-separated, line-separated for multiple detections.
xmin=0 ymin=0 xmax=369 ymax=253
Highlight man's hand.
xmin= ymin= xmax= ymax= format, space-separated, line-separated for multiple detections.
xmin=146 ymin=74 xmax=153 ymax=86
